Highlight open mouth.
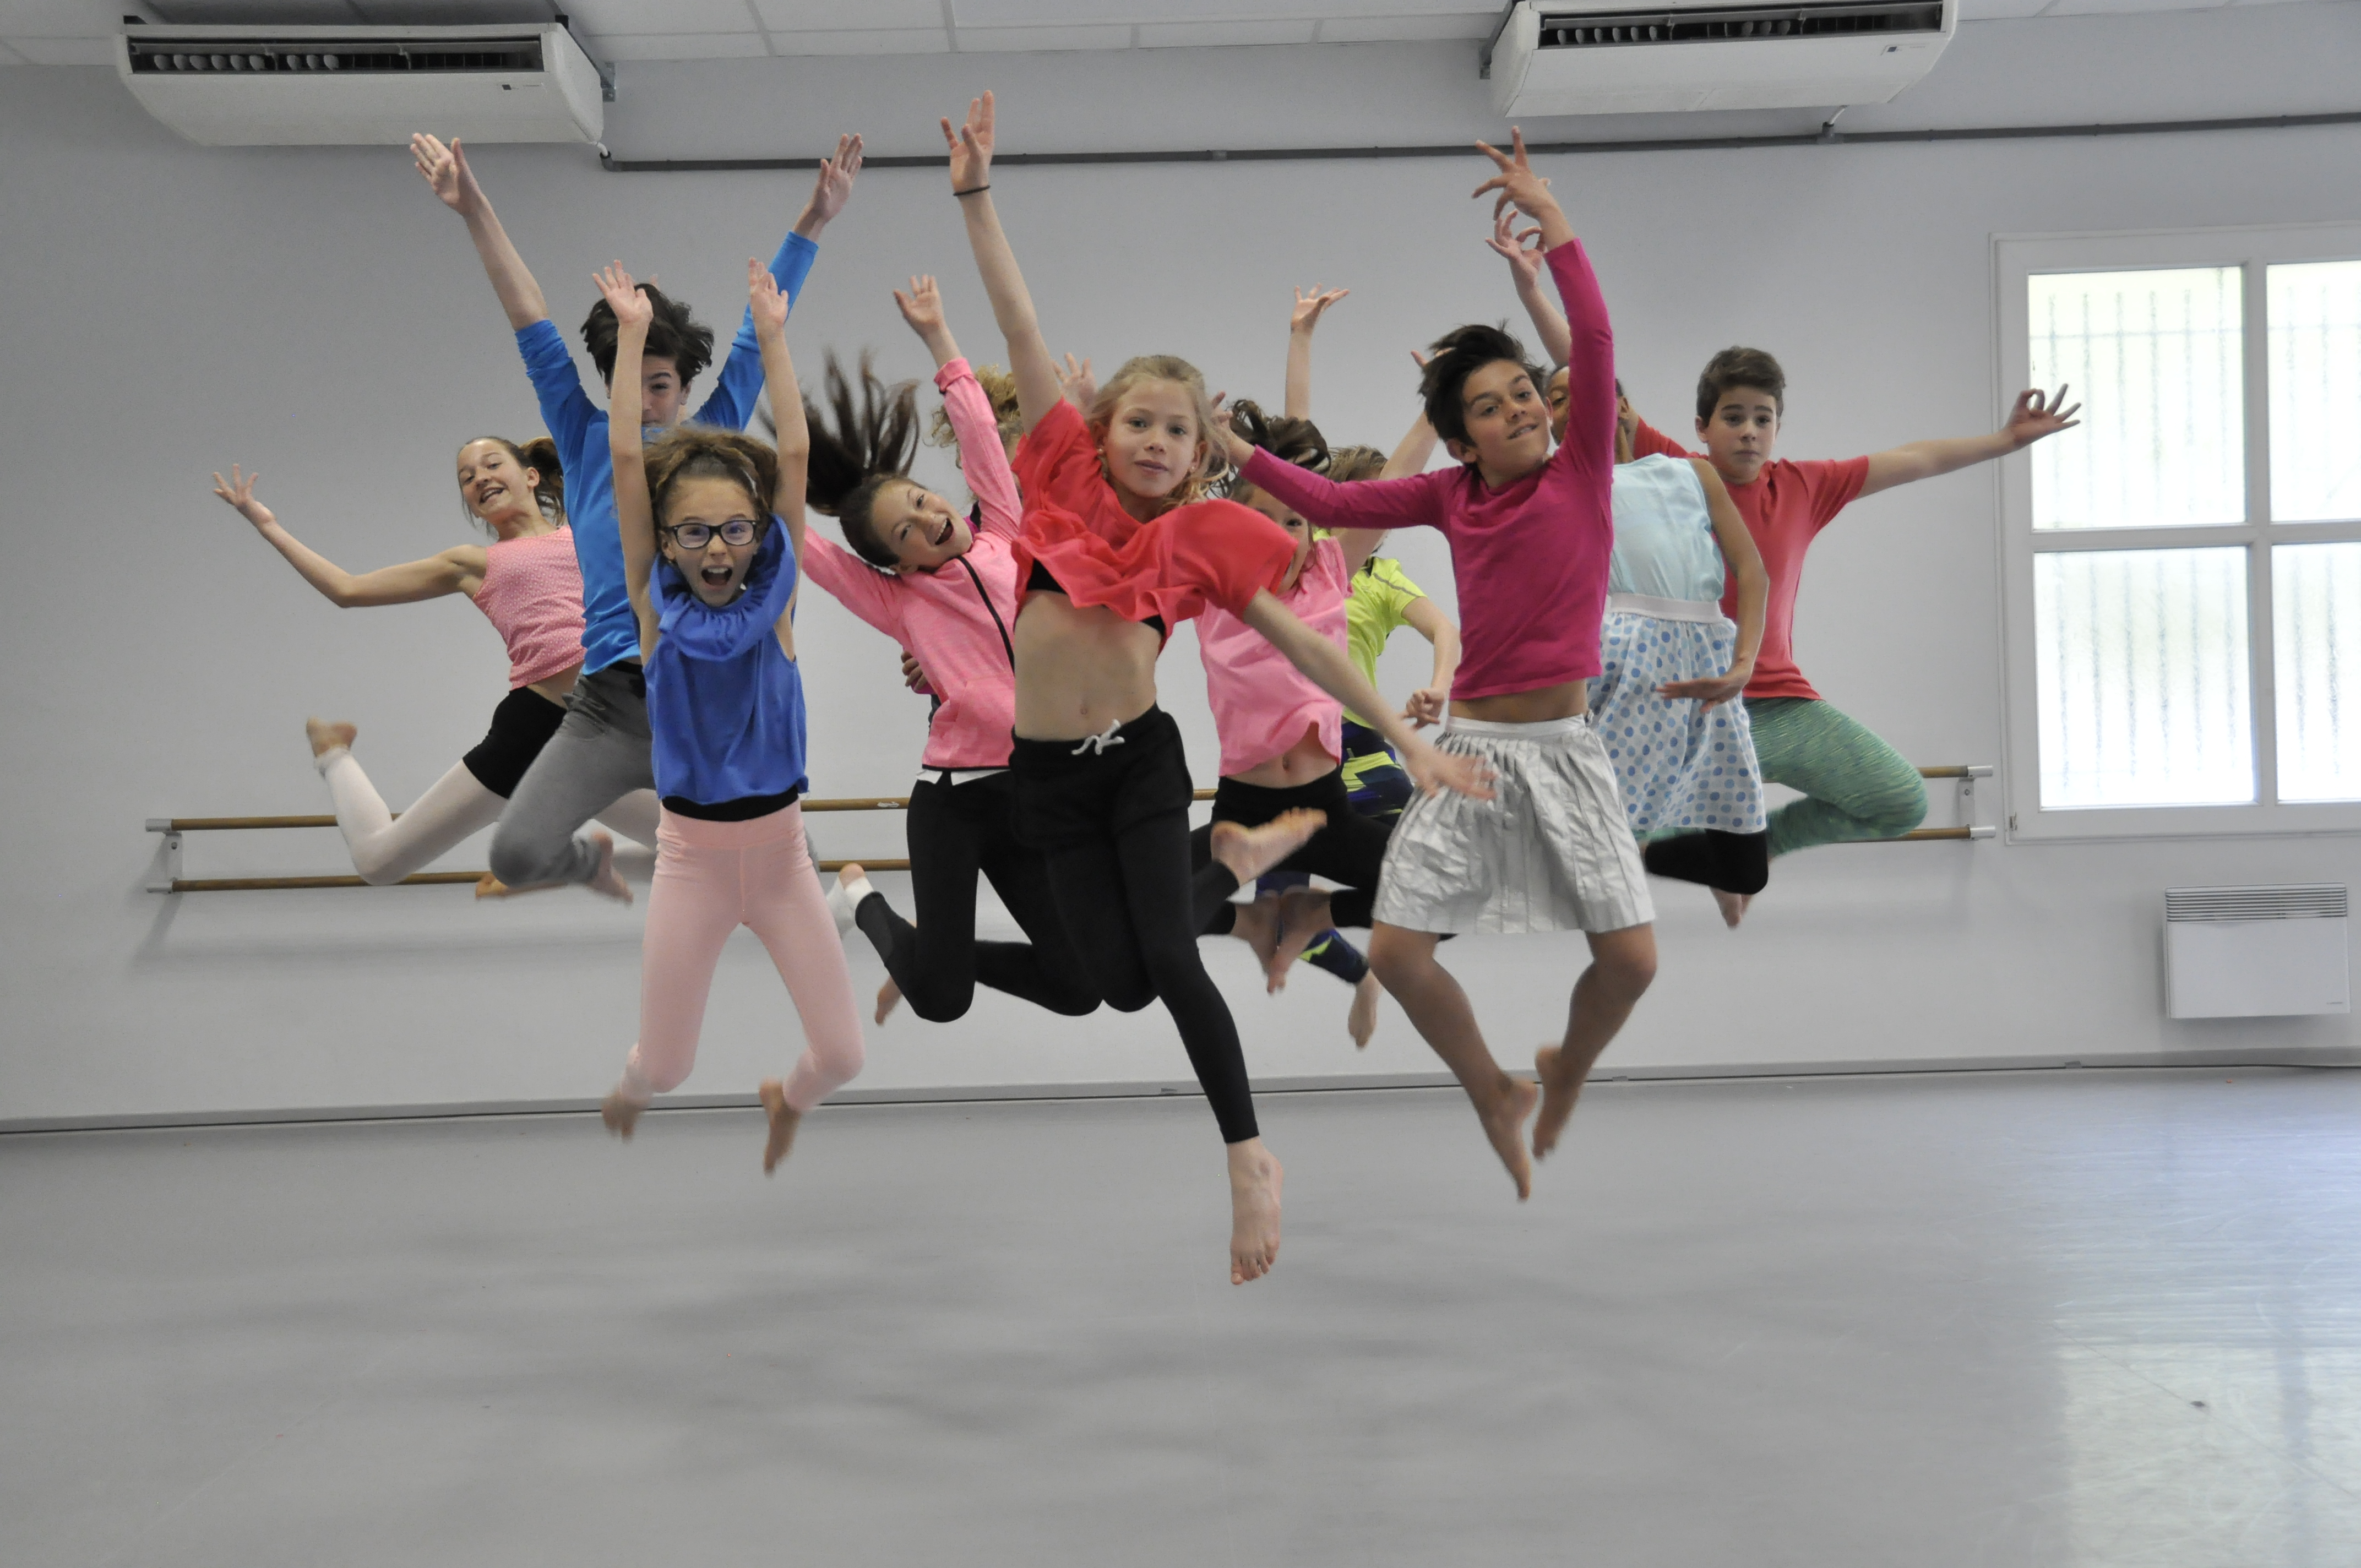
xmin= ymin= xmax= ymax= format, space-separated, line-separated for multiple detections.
xmin=475 ymin=483 xmax=507 ymax=505
xmin=700 ymin=565 xmax=734 ymax=589
xmin=932 ymin=515 xmax=955 ymax=548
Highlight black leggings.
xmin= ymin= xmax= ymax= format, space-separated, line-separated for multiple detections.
xmin=1641 ymin=829 xmax=1771 ymax=895
xmin=1189 ymin=769 xmax=1391 ymax=933
xmin=1013 ymin=709 xmax=1256 ymax=1145
xmin=852 ymin=771 xmax=1102 ymax=1023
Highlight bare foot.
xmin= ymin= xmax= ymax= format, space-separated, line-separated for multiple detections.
xmin=1209 ymin=808 xmax=1326 ymax=888
xmin=1347 ymin=971 xmax=1381 ymax=1049
xmin=874 ymin=976 xmax=902 ymax=1025
xmin=305 ymin=717 xmax=357 ymax=758
xmin=1713 ymin=889 xmax=1751 ymax=928
xmin=1227 ymin=1140 xmax=1285 ymax=1285
xmin=1476 ymin=1074 xmax=1538 ymax=1199
xmin=758 ymin=1079 xmax=801 ymax=1174
xmin=601 ymin=1085 xmax=646 ymax=1141
xmin=1227 ymin=895 xmax=1282 ymax=977
xmin=584 ymin=831 xmax=632 ymax=906
xmin=1264 ymin=886 xmax=1332 ymax=993
xmin=1531 ymin=1044 xmax=1590 ymax=1161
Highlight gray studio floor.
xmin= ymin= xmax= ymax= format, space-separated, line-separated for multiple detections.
xmin=5 ymin=1068 xmax=2359 ymax=1568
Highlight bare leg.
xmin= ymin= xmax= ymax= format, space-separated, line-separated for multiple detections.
xmin=1209 ymin=809 xmax=1326 ymax=886
xmin=1227 ymin=1137 xmax=1284 ymax=1285
xmin=1348 ymin=971 xmax=1381 ymax=1049
xmin=874 ymin=976 xmax=902 ymax=1025
xmin=1368 ymin=923 xmax=1537 ymax=1200
xmin=1712 ymin=889 xmax=1751 ymax=928
xmin=1532 ymin=923 xmax=1657 ymax=1160
xmin=758 ymin=1079 xmax=802 ymax=1174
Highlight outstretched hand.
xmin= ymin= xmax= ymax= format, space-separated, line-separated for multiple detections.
xmin=799 ymin=133 xmax=864 ymax=234
xmin=2003 ymin=384 xmax=2081 ymax=449
xmin=943 ymin=91 xmax=995 ymax=193
xmin=1291 ymin=285 xmax=1350 ymax=336
xmin=410 ymin=133 xmax=477 ymax=213
xmin=1057 ymin=352 xmax=1096 ymax=411
xmin=1403 ymin=735 xmax=1497 ymax=802
xmin=1472 ymin=128 xmax=1569 ymax=247
xmin=594 ymin=262 xmax=652 ymax=329
xmin=1212 ymin=395 xmax=1255 ymax=469
xmin=893 ymin=274 xmax=945 ymax=336
xmin=211 ymin=465 xmax=273 ymax=530
xmin=748 ymin=257 xmax=788 ymax=336
xmin=1486 ymin=207 xmax=1546 ymax=289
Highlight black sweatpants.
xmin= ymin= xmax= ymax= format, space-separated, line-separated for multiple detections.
xmin=1189 ymin=768 xmax=1391 ymax=934
xmin=1012 ymin=707 xmax=1255 ymax=1145
xmin=852 ymin=771 xmax=1102 ymax=1023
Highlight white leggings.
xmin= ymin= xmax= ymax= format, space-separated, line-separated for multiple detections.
xmin=315 ymin=748 xmax=659 ymax=886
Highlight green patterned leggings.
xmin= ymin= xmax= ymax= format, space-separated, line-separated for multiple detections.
xmin=1748 ymin=697 xmax=1928 ymax=858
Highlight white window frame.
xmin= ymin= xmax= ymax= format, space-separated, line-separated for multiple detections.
xmin=1995 ymin=221 xmax=2361 ymax=843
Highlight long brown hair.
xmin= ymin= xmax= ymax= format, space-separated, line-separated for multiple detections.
xmin=802 ymin=352 xmax=921 ymax=570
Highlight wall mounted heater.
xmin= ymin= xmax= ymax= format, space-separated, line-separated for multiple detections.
xmin=2164 ymin=885 xmax=2350 ymax=1020
xmin=115 ymin=23 xmax=602 ymax=147
xmin=1488 ymin=0 xmax=1956 ymax=117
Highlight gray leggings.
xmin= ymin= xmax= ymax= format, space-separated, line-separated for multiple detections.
xmin=488 ymin=663 xmax=657 ymax=889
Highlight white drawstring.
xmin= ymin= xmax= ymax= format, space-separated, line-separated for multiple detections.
xmin=1070 ymin=720 xmax=1126 ymax=756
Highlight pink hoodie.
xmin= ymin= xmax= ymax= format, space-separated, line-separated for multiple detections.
xmin=801 ymin=359 xmax=1022 ymax=770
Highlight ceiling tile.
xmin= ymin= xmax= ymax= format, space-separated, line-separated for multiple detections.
xmin=1318 ymin=14 xmax=1499 ymax=40
xmin=752 ymin=0 xmax=942 ymax=27
xmin=954 ymin=23 xmax=1134 ymax=50
xmin=1136 ymin=19 xmax=1319 ymax=46
xmin=595 ymin=31 xmax=772 ymax=59
xmin=769 ymin=26 xmax=951 ymax=53
xmin=7 ymin=33 xmax=111 ymax=59
xmin=563 ymin=0 xmax=760 ymax=34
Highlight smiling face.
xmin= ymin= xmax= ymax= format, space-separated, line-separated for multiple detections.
xmin=1234 ymin=483 xmax=1315 ymax=591
xmin=454 ymin=440 xmax=541 ymax=532
xmin=871 ymin=479 xmax=975 ymax=573
xmin=1697 ymin=385 xmax=1781 ymax=486
xmin=1445 ymin=360 xmax=1552 ymax=483
xmin=660 ymin=474 xmax=766 ymax=606
xmin=1098 ymin=380 xmax=1208 ymax=515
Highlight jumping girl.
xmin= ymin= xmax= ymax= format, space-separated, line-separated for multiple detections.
xmin=210 ymin=445 xmax=658 ymax=888
xmin=595 ymin=258 xmax=864 ymax=1175
xmin=945 ymin=91 xmax=1491 ymax=1284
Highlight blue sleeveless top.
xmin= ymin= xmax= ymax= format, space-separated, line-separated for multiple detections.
xmin=1608 ymin=455 xmax=1724 ymax=603
xmin=646 ymin=520 xmax=808 ymax=809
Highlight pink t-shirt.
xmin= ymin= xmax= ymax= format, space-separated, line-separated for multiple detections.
xmin=1631 ymin=421 xmax=1868 ymax=702
xmin=1238 ymin=238 xmax=1618 ymax=700
xmin=800 ymin=359 xmax=1024 ymax=769
xmin=471 ymin=525 xmax=585 ymax=689
xmin=1196 ymin=537 xmax=1350 ymax=776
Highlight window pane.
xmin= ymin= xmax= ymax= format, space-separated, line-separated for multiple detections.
xmin=2034 ymin=548 xmax=2253 ymax=808
xmin=2029 ymin=268 xmax=2244 ymax=531
xmin=2267 ymin=259 xmax=2361 ymax=524
xmin=2275 ymin=542 xmax=2361 ymax=802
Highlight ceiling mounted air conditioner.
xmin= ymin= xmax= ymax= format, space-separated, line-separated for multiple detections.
xmin=1489 ymin=0 xmax=1956 ymax=117
xmin=116 ymin=23 xmax=603 ymax=147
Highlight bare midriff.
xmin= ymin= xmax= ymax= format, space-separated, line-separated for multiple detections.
xmin=1450 ymin=678 xmax=1588 ymax=725
xmin=1230 ymin=724 xmax=1339 ymax=790
xmin=1010 ymin=592 xmax=1163 ymax=741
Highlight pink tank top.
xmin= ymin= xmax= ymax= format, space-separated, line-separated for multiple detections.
xmin=472 ymin=526 xmax=586 ymax=689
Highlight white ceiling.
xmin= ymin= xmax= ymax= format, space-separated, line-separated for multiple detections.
xmin=0 ymin=0 xmax=2333 ymax=64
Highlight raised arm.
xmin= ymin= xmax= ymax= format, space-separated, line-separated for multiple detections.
xmin=1284 ymin=285 xmax=1349 ymax=421
xmin=1239 ymin=592 xmax=1493 ymax=802
xmin=1656 ymin=460 xmax=1764 ymax=709
xmin=1487 ymin=210 xmax=1572 ymax=369
xmin=595 ymin=264 xmax=661 ymax=657
xmin=697 ymin=136 xmax=862 ymax=432
xmin=750 ymin=258 xmax=808 ymax=574
xmin=896 ymin=275 xmax=1024 ymax=541
xmin=1337 ymin=407 xmax=1441 ymax=573
xmin=943 ymin=93 xmax=1062 ymax=432
xmin=412 ymin=135 xmax=546 ymax=330
xmin=1399 ymin=597 xmax=1462 ymax=727
xmin=212 ymin=466 xmax=477 ymax=607
xmin=1858 ymin=385 xmax=2081 ymax=499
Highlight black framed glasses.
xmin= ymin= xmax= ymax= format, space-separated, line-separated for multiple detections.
xmin=663 ymin=518 xmax=763 ymax=549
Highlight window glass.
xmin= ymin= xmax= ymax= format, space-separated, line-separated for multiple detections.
xmin=2267 ymin=259 xmax=2361 ymax=524
xmin=2034 ymin=548 xmax=2253 ymax=808
xmin=2273 ymin=541 xmax=2361 ymax=802
xmin=2029 ymin=268 xmax=2244 ymax=531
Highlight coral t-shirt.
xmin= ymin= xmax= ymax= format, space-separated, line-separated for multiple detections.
xmin=1632 ymin=421 xmax=1868 ymax=702
xmin=1011 ymin=399 xmax=1296 ymax=631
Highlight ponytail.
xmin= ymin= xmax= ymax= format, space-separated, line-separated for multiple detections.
xmin=802 ymin=351 xmax=921 ymax=570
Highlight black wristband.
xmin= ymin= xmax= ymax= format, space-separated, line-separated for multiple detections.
xmin=953 ymin=183 xmax=990 ymax=197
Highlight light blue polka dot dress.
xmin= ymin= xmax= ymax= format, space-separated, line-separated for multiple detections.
xmin=1587 ymin=456 xmax=1766 ymax=838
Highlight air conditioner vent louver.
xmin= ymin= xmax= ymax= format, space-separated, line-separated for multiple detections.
xmin=127 ymin=39 xmax=543 ymax=75
xmin=1535 ymin=3 xmax=1944 ymax=47
xmin=2166 ymin=885 xmax=2349 ymax=922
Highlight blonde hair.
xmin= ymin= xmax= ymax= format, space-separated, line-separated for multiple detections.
xmin=1085 ymin=355 xmax=1230 ymax=512
xmin=1324 ymin=443 xmax=1388 ymax=484
xmin=927 ymin=362 xmax=1022 ymax=452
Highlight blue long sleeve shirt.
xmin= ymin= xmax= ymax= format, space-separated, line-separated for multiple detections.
xmin=648 ymin=520 xmax=806 ymax=808
xmin=514 ymin=228 xmax=818 ymax=676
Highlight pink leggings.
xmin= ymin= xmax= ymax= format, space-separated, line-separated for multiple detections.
xmin=621 ymin=803 xmax=864 ymax=1112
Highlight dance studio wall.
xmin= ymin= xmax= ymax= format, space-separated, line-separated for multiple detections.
xmin=3 ymin=6 xmax=2358 ymax=1124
